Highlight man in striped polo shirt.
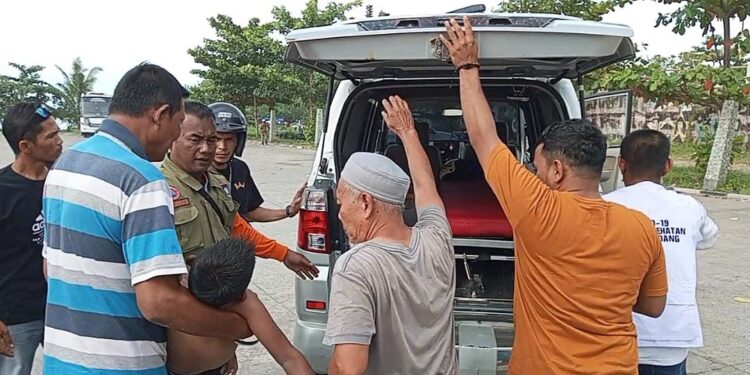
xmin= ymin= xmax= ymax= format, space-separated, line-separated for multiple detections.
xmin=42 ymin=63 xmax=251 ymax=374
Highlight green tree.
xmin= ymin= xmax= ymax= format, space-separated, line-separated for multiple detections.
xmin=589 ymin=34 xmax=750 ymax=110
xmin=271 ymin=0 xmax=362 ymax=138
xmin=0 ymin=63 xmax=60 ymax=120
xmin=654 ymin=0 xmax=749 ymax=68
xmin=494 ymin=0 xmax=633 ymax=21
xmin=55 ymin=57 xmax=103 ymax=125
xmin=365 ymin=4 xmax=374 ymax=17
xmin=188 ymin=15 xmax=300 ymax=130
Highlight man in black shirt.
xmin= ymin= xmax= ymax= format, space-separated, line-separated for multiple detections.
xmin=208 ymin=102 xmax=304 ymax=222
xmin=0 ymin=102 xmax=63 ymax=374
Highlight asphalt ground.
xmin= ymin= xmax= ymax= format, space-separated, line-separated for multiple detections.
xmin=2 ymin=133 xmax=746 ymax=374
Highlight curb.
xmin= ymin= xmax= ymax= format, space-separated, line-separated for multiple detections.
xmin=673 ymin=187 xmax=750 ymax=201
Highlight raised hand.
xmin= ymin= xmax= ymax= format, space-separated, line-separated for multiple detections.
xmin=439 ymin=16 xmax=479 ymax=69
xmin=381 ymin=95 xmax=415 ymax=137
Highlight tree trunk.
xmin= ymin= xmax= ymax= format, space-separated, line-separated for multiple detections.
xmin=253 ymin=96 xmax=258 ymax=139
xmin=722 ymin=17 xmax=731 ymax=68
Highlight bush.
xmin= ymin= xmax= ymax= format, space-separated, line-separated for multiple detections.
xmin=690 ymin=129 xmax=745 ymax=170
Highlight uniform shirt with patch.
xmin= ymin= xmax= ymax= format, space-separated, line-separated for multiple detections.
xmin=0 ymin=165 xmax=47 ymax=326
xmin=216 ymin=158 xmax=264 ymax=217
xmin=324 ymin=206 xmax=457 ymax=375
xmin=605 ymin=181 xmax=719 ymax=365
xmin=161 ymin=156 xmax=287 ymax=261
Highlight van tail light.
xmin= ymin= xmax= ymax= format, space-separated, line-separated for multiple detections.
xmin=297 ymin=188 xmax=331 ymax=254
xmin=306 ymin=300 xmax=327 ymax=310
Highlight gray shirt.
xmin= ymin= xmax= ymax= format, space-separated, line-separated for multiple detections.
xmin=323 ymin=206 xmax=457 ymax=375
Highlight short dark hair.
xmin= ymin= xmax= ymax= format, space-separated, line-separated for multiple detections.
xmin=620 ymin=129 xmax=670 ymax=178
xmin=537 ymin=119 xmax=607 ymax=177
xmin=109 ymin=63 xmax=189 ymax=118
xmin=2 ymin=102 xmax=49 ymax=155
xmin=184 ymin=101 xmax=216 ymax=123
xmin=188 ymin=238 xmax=255 ymax=307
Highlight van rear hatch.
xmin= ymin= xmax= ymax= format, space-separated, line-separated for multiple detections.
xmin=285 ymin=13 xmax=635 ymax=80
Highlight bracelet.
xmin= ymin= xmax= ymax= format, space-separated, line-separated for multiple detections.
xmin=457 ymin=63 xmax=480 ymax=71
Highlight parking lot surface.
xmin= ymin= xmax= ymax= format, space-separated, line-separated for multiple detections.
xmin=3 ymin=133 xmax=746 ymax=374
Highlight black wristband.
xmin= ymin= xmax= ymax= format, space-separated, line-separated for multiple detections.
xmin=285 ymin=205 xmax=293 ymax=217
xmin=457 ymin=63 xmax=480 ymax=71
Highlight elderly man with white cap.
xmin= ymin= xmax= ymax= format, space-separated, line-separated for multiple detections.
xmin=324 ymin=96 xmax=457 ymax=375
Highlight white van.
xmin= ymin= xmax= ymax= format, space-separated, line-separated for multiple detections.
xmin=286 ymin=10 xmax=635 ymax=374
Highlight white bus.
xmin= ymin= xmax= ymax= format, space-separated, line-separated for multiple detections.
xmin=80 ymin=93 xmax=111 ymax=137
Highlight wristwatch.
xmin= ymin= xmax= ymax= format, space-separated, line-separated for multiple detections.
xmin=285 ymin=205 xmax=293 ymax=218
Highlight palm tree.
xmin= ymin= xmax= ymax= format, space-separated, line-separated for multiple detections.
xmin=55 ymin=57 xmax=102 ymax=126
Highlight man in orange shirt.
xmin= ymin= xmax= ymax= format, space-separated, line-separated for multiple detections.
xmin=440 ymin=17 xmax=668 ymax=374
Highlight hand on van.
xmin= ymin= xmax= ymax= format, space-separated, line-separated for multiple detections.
xmin=440 ymin=16 xmax=479 ymax=69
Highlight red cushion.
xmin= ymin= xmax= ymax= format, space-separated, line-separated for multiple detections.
xmin=438 ymin=180 xmax=514 ymax=238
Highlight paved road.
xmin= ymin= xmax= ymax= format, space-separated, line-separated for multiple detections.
xmin=3 ymin=133 xmax=748 ymax=374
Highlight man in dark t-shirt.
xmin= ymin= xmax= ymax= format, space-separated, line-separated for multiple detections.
xmin=208 ymin=102 xmax=304 ymax=222
xmin=0 ymin=103 xmax=63 ymax=374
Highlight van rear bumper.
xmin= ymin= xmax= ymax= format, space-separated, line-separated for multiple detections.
xmin=294 ymin=320 xmax=332 ymax=374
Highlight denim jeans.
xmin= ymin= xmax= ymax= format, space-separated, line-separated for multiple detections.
xmin=639 ymin=359 xmax=688 ymax=375
xmin=0 ymin=319 xmax=44 ymax=375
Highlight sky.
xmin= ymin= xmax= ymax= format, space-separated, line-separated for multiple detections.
xmin=0 ymin=0 xmax=745 ymax=94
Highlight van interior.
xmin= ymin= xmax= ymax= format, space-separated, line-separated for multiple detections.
xmin=334 ymin=79 xmax=565 ymax=309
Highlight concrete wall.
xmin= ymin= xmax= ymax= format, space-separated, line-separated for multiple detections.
xmin=586 ymin=97 xmax=750 ymax=145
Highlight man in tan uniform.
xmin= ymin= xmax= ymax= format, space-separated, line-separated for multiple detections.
xmin=160 ymin=101 xmax=319 ymax=276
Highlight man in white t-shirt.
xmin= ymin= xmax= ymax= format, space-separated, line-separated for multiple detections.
xmin=604 ymin=129 xmax=719 ymax=375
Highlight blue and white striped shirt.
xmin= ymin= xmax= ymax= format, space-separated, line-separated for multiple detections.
xmin=42 ymin=119 xmax=187 ymax=374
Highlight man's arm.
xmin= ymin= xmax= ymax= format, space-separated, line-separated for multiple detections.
xmin=245 ymin=207 xmax=288 ymax=223
xmin=123 ymin=181 xmax=249 ymax=340
xmin=230 ymin=292 xmax=314 ymax=375
xmin=323 ymin=259 xmax=375 ymax=374
xmin=634 ymin=234 xmax=668 ymax=318
xmin=135 ymin=276 xmax=250 ymax=340
xmin=329 ymin=344 xmax=369 ymax=375
xmin=440 ymin=17 xmax=501 ymax=167
xmin=232 ymin=213 xmax=320 ymax=279
xmin=697 ymin=205 xmax=719 ymax=250
xmin=382 ymin=96 xmax=443 ymax=210
xmin=440 ymin=17 xmax=557 ymax=227
xmin=232 ymin=213 xmax=288 ymax=261
xmin=0 ymin=320 xmax=13 ymax=357
xmin=245 ymin=184 xmax=305 ymax=223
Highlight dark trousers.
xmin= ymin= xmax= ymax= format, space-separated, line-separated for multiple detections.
xmin=638 ymin=359 xmax=687 ymax=375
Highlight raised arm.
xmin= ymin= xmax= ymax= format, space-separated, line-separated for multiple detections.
xmin=440 ymin=17 xmax=557 ymax=227
xmin=439 ymin=17 xmax=503 ymax=169
xmin=382 ymin=96 xmax=444 ymax=211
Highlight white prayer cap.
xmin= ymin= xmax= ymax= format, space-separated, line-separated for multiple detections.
xmin=340 ymin=152 xmax=410 ymax=206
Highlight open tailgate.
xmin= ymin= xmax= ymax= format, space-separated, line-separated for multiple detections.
xmin=285 ymin=13 xmax=635 ymax=79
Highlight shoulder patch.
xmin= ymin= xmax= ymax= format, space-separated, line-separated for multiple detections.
xmin=170 ymin=186 xmax=181 ymax=199
xmin=221 ymin=184 xmax=232 ymax=197
xmin=173 ymin=198 xmax=190 ymax=208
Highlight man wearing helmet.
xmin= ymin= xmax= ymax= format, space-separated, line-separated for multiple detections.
xmin=209 ymin=102 xmax=305 ymax=223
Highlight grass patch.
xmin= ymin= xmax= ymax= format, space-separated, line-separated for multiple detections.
xmin=670 ymin=141 xmax=750 ymax=165
xmin=664 ymin=166 xmax=750 ymax=195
